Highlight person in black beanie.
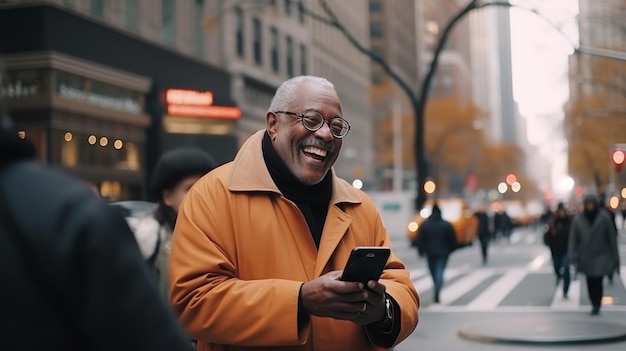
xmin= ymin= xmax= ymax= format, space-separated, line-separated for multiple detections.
xmin=0 ymin=97 xmax=191 ymax=348
xmin=131 ymin=147 xmax=217 ymax=297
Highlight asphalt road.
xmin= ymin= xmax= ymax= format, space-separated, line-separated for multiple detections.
xmin=389 ymin=226 xmax=626 ymax=350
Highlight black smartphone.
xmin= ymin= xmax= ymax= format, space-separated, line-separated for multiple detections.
xmin=340 ymin=246 xmax=391 ymax=285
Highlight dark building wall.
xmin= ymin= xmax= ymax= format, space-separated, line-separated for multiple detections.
xmin=0 ymin=5 xmax=234 ymax=104
xmin=0 ymin=4 xmax=238 ymax=198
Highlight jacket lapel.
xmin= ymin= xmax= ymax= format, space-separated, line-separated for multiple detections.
xmin=314 ymin=204 xmax=352 ymax=277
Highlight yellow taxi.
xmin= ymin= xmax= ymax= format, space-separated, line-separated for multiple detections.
xmin=407 ymin=198 xmax=478 ymax=246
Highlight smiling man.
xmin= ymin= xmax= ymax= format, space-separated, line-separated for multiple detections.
xmin=169 ymin=76 xmax=419 ymax=351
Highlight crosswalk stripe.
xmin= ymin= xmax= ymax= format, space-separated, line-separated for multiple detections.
xmin=411 ymin=264 xmax=626 ymax=312
xmin=465 ymin=269 xmax=527 ymax=310
xmin=413 ymin=268 xmax=465 ymax=294
xmin=439 ymin=269 xmax=494 ymax=305
xmin=408 ymin=268 xmax=427 ymax=281
xmin=551 ymin=279 xmax=581 ymax=309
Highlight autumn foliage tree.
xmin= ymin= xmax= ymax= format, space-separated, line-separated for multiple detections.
xmin=423 ymin=97 xmax=484 ymax=194
xmin=421 ymin=96 xmax=539 ymax=198
xmin=565 ymin=53 xmax=626 ymax=190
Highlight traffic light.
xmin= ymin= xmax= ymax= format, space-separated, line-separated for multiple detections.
xmin=612 ymin=149 xmax=625 ymax=171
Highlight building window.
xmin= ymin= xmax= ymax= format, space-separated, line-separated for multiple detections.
xmin=300 ymin=44 xmax=307 ymax=75
xmin=370 ymin=22 xmax=383 ymax=38
xmin=90 ymin=0 xmax=104 ymax=17
xmin=235 ymin=7 xmax=244 ymax=58
xmin=369 ymin=0 xmax=382 ymax=13
xmin=162 ymin=0 xmax=176 ymax=45
xmin=194 ymin=0 xmax=205 ymax=57
xmin=271 ymin=27 xmax=279 ymax=72
xmin=298 ymin=0 xmax=305 ymax=24
xmin=125 ymin=0 xmax=139 ymax=31
xmin=253 ymin=17 xmax=263 ymax=65
xmin=284 ymin=0 xmax=291 ymax=16
xmin=286 ymin=36 xmax=294 ymax=77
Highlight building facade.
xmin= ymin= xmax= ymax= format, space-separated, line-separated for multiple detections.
xmin=179 ymin=0 xmax=372 ymax=183
xmin=368 ymin=0 xmax=422 ymax=191
xmin=565 ymin=0 xmax=626 ymax=191
xmin=0 ymin=1 xmax=240 ymax=200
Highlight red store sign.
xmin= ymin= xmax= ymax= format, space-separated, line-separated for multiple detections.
xmin=165 ymin=89 xmax=241 ymax=120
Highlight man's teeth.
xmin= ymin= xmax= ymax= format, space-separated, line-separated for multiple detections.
xmin=303 ymin=146 xmax=327 ymax=157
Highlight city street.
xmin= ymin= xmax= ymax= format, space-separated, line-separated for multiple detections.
xmin=390 ymin=226 xmax=626 ymax=350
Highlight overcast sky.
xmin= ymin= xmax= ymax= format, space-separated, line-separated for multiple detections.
xmin=509 ymin=0 xmax=579 ymax=192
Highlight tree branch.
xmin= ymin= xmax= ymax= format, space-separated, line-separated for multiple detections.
xmin=316 ymin=0 xmax=417 ymax=104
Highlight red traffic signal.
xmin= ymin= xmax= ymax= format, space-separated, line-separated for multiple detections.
xmin=612 ymin=150 xmax=625 ymax=170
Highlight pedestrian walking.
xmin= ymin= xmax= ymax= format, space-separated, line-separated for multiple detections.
xmin=0 ymin=115 xmax=191 ymax=349
xmin=474 ymin=205 xmax=492 ymax=265
xmin=415 ymin=203 xmax=458 ymax=303
xmin=620 ymin=200 xmax=626 ymax=229
xmin=168 ymin=75 xmax=419 ymax=351
xmin=131 ymin=147 xmax=216 ymax=297
xmin=493 ymin=207 xmax=513 ymax=242
xmin=569 ymin=194 xmax=620 ymax=315
xmin=545 ymin=202 xmax=572 ymax=298
xmin=598 ymin=194 xmax=619 ymax=285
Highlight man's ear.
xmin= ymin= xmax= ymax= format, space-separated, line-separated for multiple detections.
xmin=267 ymin=111 xmax=278 ymax=139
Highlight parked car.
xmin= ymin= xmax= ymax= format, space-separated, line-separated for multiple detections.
xmin=406 ymin=198 xmax=478 ymax=247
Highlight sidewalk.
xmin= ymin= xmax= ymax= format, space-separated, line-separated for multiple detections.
xmin=458 ymin=315 xmax=626 ymax=345
xmin=394 ymin=311 xmax=626 ymax=351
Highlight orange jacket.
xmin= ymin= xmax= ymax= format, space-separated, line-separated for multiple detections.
xmin=170 ymin=130 xmax=419 ymax=351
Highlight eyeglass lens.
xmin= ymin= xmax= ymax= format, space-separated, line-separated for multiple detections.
xmin=302 ymin=111 xmax=349 ymax=137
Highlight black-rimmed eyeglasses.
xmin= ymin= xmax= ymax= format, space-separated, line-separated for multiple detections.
xmin=273 ymin=110 xmax=351 ymax=139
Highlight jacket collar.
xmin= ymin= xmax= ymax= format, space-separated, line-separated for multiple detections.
xmin=227 ymin=130 xmax=361 ymax=206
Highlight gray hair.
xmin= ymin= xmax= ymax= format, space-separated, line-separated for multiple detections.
xmin=268 ymin=75 xmax=336 ymax=112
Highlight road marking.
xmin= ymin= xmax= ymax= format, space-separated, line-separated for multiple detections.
xmin=528 ymin=251 xmax=550 ymax=271
xmin=439 ymin=269 xmax=494 ymax=305
xmin=412 ymin=268 xmax=465 ymax=294
xmin=551 ymin=279 xmax=581 ymax=310
xmin=465 ymin=269 xmax=527 ymax=310
xmin=408 ymin=268 xmax=428 ymax=281
xmin=524 ymin=234 xmax=536 ymax=244
xmin=422 ymin=305 xmax=626 ymax=313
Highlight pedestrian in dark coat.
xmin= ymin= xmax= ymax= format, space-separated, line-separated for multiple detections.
xmin=415 ymin=203 xmax=457 ymax=303
xmin=0 ymin=115 xmax=191 ymax=350
xmin=546 ymin=202 xmax=572 ymax=298
xmin=569 ymin=194 xmax=620 ymax=315
xmin=474 ymin=205 xmax=492 ymax=265
xmin=493 ymin=209 xmax=513 ymax=241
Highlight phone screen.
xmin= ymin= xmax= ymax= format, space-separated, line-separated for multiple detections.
xmin=340 ymin=246 xmax=390 ymax=284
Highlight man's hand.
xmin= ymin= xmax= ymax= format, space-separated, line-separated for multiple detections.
xmin=300 ymin=270 xmax=387 ymax=325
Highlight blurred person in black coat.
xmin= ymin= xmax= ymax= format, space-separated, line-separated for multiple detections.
xmin=598 ymin=194 xmax=618 ymax=285
xmin=493 ymin=209 xmax=513 ymax=242
xmin=0 ymin=107 xmax=191 ymax=348
xmin=569 ymin=194 xmax=619 ymax=315
xmin=474 ymin=205 xmax=492 ymax=265
xmin=414 ymin=203 xmax=457 ymax=304
xmin=546 ymin=202 xmax=573 ymax=298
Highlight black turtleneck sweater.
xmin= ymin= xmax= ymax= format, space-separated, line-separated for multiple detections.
xmin=262 ymin=132 xmax=332 ymax=249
